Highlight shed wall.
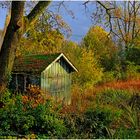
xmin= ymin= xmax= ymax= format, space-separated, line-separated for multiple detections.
xmin=9 ymin=74 xmax=40 ymax=92
xmin=41 ymin=60 xmax=71 ymax=104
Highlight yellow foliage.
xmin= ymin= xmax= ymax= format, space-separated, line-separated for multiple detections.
xmin=75 ymin=48 xmax=103 ymax=88
xmin=114 ymin=8 xmax=122 ymax=18
xmin=61 ymin=41 xmax=103 ymax=88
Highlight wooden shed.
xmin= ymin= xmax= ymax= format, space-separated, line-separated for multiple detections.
xmin=10 ymin=53 xmax=78 ymax=103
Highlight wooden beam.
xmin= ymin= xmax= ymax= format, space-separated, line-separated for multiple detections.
xmin=15 ymin=74 xmax=18 ymax=91
xmin=24 ymin=74 xmax=27 ymax=92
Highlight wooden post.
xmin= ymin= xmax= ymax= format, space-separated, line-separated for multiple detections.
xmin=24 ymin=74 xmax=27 ymax=92
xmin=15 ymin=74 xmax=18 ymax=91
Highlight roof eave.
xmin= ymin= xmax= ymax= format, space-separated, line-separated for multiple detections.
xmin=60 ymin=53 xmax=78 ymax=72
xmin=44 ymin=53 xmax=78 ymax=72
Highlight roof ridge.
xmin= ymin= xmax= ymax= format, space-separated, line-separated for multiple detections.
xmin=20 ymin=52 xmax=62 ymax=56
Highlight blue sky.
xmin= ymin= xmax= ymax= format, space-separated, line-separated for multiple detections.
xmin=51 ymin=1 xmax=94 ymax=42
xmin=0 ymin=7 xmax=7 ymax=29
xmin=0 ymin=1 xmax=94 ymax=43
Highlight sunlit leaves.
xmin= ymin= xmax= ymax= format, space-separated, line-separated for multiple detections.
xmin=61 ymin=40 xmax=103 ymax=88
xmin=82 ymin=26 xmax=118 ymax=71
xmin=76 ymin=49 xmax=103 ymax=87
xmin=17 ymin=13 xmax=66 ymax=56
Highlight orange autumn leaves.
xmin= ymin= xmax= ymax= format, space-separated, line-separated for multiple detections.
xmin=22 ymin=85 xmax=52 ymax=108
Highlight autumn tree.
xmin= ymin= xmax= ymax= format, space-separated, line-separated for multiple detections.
xmin=16 ymin=12 xmax=70 ymax=55
xmin=89 ymin=1 xmax=140 ymax=48
xmin=0 ymin=1 xmax=51 ymax=94
xmin=61 ymin=40 xmax=103 ymax=88
xmin=81 ymin=26 xmax=118 ymax=71
xmin=84 ymin=1 xmax=140 ymax=74
xmin=83 ymin=1 xmax=140 ymax=58
xmin=76 ymin=48 xmax=103 ymax=87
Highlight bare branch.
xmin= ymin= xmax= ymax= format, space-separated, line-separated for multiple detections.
xmin=132 ymin=1 xmax=136 ymax=40
xmin=96 ymin=1 xmax=116 ymax=37
xmin=97 ymin=1 xmax=115 ymax=11
xmin=95 ymin=1 xmax=140 ymax=47
xmin=117 ymin=19 xmax=125 ymax=42
xmin=83 ymin=0 xmax=90 ymax=11
xmin=58 ymin=1 xmax=64 ymax=13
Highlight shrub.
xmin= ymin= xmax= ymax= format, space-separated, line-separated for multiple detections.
xmin=101 ymin=71 xmax=116 ymax=83
xmin=62 ymin=107 xmax=120 ymax=139
xmin=126 ymin=47 xmax=140 ymax=66
xmin=112 ymin=127 xmax=139 ymax=139
xmin=60 ymin=85 xmax=97 ymax=114
xmin=23 ymin=85 xmax=52 ymax=108
xmin=31 ymin=102 xmax=66 ymax=139
xmin=126 ymin=61 xmax=140 ymax=80
xmin=95 ymin=89 xmax=140 ymax=139
xmin=0 ymin=92 xmax=66 ymax=139
xmin=73 ymin=48 xmax=103 ymax=88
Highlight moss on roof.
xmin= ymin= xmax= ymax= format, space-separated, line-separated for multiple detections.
xmin=13 ymin=53 xmax=61 ymax=74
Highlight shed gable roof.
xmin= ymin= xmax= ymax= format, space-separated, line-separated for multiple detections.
xmin=13 ymin=53 xmax=78 ymax=74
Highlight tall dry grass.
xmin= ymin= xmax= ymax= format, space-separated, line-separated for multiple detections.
xmin=61 ymin=79 xmax=140 ymax=114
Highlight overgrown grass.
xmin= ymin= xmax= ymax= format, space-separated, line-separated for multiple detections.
xmin=60 ymin=83 xmax=140 ymax=139
xmin=0 ymin=81 xmax=140 ymax=139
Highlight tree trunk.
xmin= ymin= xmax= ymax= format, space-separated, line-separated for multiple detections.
xmin=0 ymin=2 xmax=25 ymax=94
xmin=0 ymin=1 xmax=51 ymax=94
